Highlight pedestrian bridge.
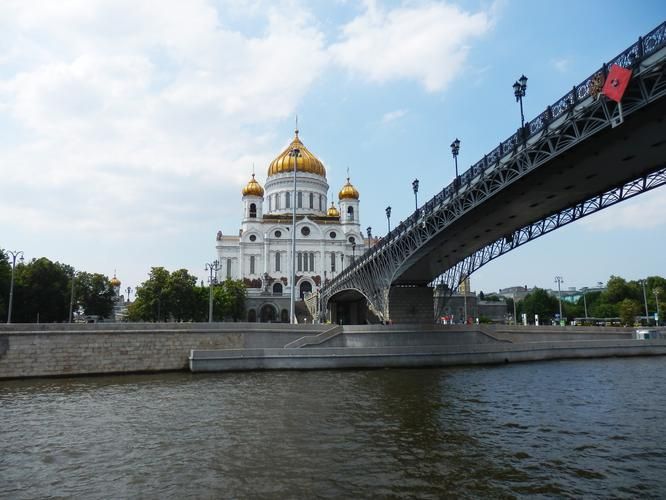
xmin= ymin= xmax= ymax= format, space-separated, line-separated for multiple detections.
xmin=309 ymin=22 xmax=666 ymax=324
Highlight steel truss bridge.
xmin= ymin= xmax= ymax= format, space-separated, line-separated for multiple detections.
xmin=311 ymin=22 xmax=666 ymax=323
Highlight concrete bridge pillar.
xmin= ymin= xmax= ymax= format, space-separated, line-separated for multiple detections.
xmin=388 ymin=285 xmax=434 ymax=324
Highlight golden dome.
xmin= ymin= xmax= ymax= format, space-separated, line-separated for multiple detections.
xmin=327 ymin=202 xmax=340 ymax=217
xmin=338 ymin=177 xmax=359 ymax=200
xmin=267 ymin=130 xmax=326 ymax=178
xmin=110 ymin=276 xmax=121 ymax=287
xmin=242 ymin=174 xmax=264 ymax=197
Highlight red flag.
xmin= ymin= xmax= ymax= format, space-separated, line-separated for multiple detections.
xmin=602 ymin=64 xmax=632 ymax=102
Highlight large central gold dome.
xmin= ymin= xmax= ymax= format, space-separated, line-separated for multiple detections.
xmin=267 ymin=130 xmax=326 ymax=178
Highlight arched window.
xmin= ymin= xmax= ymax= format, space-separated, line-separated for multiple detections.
xmin=297 ymin=191 xmax=303 ymax=208
xmin=275 ymin=252 xmax=281 ymax=272
xmin=247 ymin=309 xmax=257 ymax=322
xmin=273 ymin=283 xmax=283 ymax=294
xmin=249 ymin=203 xmax=257 ymax=218
xmin=286 ymin=191 xmax=291 ymax=208
xmin=309 ymin=192 xmax=314 ymax=209
xmin=309 ymin=253 xmax=315 ymax=272
xmin=281 ymin=309 xmax=289 ymax=323
xmin=330 ymin=252 xmax=336 ymax=272
xmin=275 ymin=194 xmax=281 ymax=210
xmin=319 ymin=194 xmax=323 ymax=211
xmin=347 ymin=206 xmax=354 ymax=220
xmin=226 ymin=259 xmax=232 ymax=278
xmin=299 ymin=281 xmax=312 ymax=299
xmin=297 ymin=252 xmax=303 ymax=272
xmin=250 ymin=255 xmax=255 ymax=274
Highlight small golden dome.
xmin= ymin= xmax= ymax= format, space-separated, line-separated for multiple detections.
xmin=338 ymin=177 xmax=359 ymax=200
xmin=267 ymin=130 xmax=326 ymax=178
xmin=110 ymin=276 xmax=121 ymax=287
xmin=327 ymin=202 xmax=340 ymax=217
xmin=242 ymin=174 xmax=264 ymax=197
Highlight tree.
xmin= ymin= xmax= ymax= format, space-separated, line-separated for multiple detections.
xmin=167 ymin=269 xmax=199 ymax=321
xmin=11 ymin=258 xmax=72 ymax=323
xmin=0 ymin=250 xmax=11 ymax=320
xmin=618 ymin=298 xmax=641 ymax=326
xmin=75 ymin=272 xmax=115 ymax=318
xmin=521 ymin=288 xmax=558 ymax=323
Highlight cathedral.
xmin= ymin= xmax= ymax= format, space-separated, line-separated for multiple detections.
xmin=215 ymin=129 xmax=366 ymax=322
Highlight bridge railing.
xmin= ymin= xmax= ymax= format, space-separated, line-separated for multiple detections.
xmin=326 ymin=21 xmax=666 ymax=291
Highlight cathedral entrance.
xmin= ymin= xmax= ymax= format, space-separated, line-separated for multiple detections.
xmin=259 ymin=304 xmax=277 ymax=323
xmin=299 ymin=281 xmax=312 ymax=299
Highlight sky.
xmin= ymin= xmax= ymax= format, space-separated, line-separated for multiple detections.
xmin=1 ymin=0 xmax=665 ymax=296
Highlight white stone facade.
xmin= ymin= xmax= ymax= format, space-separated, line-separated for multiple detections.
xmin=215 ymin=132 xmax=365 ymax=322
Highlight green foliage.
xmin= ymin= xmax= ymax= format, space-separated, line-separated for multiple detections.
xmin=520 ymin=288 xmax=559 ymax=322
xmin=618 ymin=298 xmax=641 ymax=326
xmin=128 ymin=268 xmax=246 ymax=322
xmin=75 ymin=272 xmax=115 ymax=318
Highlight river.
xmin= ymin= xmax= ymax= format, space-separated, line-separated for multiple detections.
xmin=1 ymin=357 xmax=665 ymax=498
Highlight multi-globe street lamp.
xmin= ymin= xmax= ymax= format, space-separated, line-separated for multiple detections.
xmin=366 ymin=226 xmax=372 ymax=242
xmin=554 ymin=276 xmax=564 ymax=325
xmin=351 ymin=241 xmax=356 ymax=263
xmin=513 ymin=74 xmax=528 ymax=130
xmin=205 ymin=259 xmax=221 ymax=323
xmin=450 ymin=138 xmax=460 ymax=188
xmin=6 ymin=250 xmax=24 ymax=324
xmin=385 ymin=206 xmax=392 ymax=233
xmin=126 ymin=286 xmax=132 ymax=303
xmin=412 ymin=178 xmax=419 ymax=211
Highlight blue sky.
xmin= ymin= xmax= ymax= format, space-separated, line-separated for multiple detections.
xmin=1 ymin=0 xmax=664 ymax=296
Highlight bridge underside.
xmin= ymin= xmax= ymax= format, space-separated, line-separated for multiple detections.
xmin=397 ymin=94 xmax=666 ymax=285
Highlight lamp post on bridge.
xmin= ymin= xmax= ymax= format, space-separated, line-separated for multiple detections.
xmin=6 ymin=250 xmax=24 ymax=324
xmin=126 ymin=286 xmax=132 ymax=303
xmin=412 ymin=178 xmax=419 ymax=211
xmin=513 ymin=74 xmax=528 ymax=131
xmin=366 ymin=226 xmax=372 ymax=246
xmin=351 ymin=241 xmax=356 ymax=263
xmin=555 ymin=276 xmax=564 ymax=325
xmin=205 ymin=259 xmax=221 ymax=323
xmin=385 ymin=206 xmax=392 ymax=233
xmin=450 ymin=138 xmax=460 ymax=188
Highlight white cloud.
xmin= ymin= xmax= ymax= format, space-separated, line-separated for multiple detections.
xmin=382 ymin=108 xmax=408 ymax=123
xmin=329 ymin=0 xmax=493 ymax=91
xmin=553 ymin=57 xmax=570 ymax=73
xmin=581 ymin=189 xmax=666 ymax=231
xmin=0 ymin=0 xmax=328 ymax=239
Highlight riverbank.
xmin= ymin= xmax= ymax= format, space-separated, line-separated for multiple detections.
xmin=2 ymin=323 xmax=664 ymax=379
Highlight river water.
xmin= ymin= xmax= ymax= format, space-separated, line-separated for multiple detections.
xmin=1 ymin=357 xmax=665 ymax=499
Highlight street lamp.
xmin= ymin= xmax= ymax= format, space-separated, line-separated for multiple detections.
xmin=412 ymin=178 xmax=419 ymax=211
xmin=513 ymin=74 xmax=528 ymax=130
xmin=69 ymin=271 xmax=76 ymax=323
xmin=366 ymin=226 xmax=372 ymax=241
xmin=581 ymin=287 xmax=589 ymax=320
xmin=640 ymin=279 xmax=649 ymax=325
xmin=385 ymin=206 xmax=392 ymax=233
xmin=289 ymin=143 xmax=301 ymax=324
xmin=205 ymin=259 xmax=221 ymax=323
xmin=554 ymin=276 xmax=564 ymax=325
xmin=351 ymin=241 xmax=356 ymax=263
xmin=126 ymin=286 xmax=132 ymax=303
xmin=450 ymin=138 xmax=460 ymax=187
xmin=655 ymin=288 xmax=661 ymax=326
xmin=6 ymin=250 xmax=24 ymax=323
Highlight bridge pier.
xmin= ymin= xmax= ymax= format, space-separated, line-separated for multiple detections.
xmin=388 ymin=285 xmax=434 ymax=324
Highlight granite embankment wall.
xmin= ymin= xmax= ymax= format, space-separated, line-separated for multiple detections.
xmin=0 ymin=323 xmax=320 ymax=379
